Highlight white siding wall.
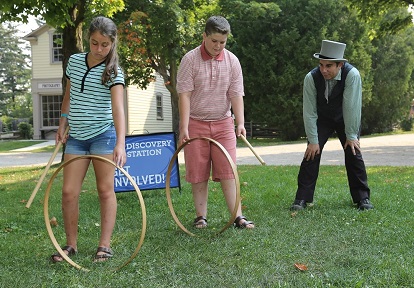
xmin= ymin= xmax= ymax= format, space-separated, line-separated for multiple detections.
xmin=31 ymin=28 xmax=62 ymax=79
xmin=127 ymin=74 xmax=173 ymax=135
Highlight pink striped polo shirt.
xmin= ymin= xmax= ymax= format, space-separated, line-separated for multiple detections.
xmin=176 ymin=42 xmax=244 ymax=121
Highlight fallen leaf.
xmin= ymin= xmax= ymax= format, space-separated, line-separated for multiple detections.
xmin=50 ymin=217 xmax=58 ymax=227
xmin=242 ymin=182 xmax=248 ymax=186
xmin=294 ymin=263 xmax=308 ymax=271
xmin=291 ymin=211 xmax=298 ymax=217
xmin=20 ymin=199 xmax=27 ymax=203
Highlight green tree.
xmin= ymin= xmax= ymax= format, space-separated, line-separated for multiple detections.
xmin=114 ymin=0 xmax=219 ymax=133
xmin=0 ymin=23 xmax=31 ymax=118
xmin=362 ymin=24 xmax=414 ymax=133
xmin=343 ymin=2 xmax=414 ymax=133
xmin=222 ymin=0 xmax=373 ymax=140
xmin=0 ymin=0 xmax=125 ymax=88
xmin=346 ymin=0 xmax=414 ymax=39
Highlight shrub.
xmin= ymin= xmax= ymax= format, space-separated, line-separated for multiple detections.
xmin=1 ymin=116 xmax=12 ymax=132
xmin=400 ymin=118 xmax=412 ymax=131
xmin=18 ymin=122 xmax=33 ymax=139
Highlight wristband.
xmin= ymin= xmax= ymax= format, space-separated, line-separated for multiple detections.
xmin=61 ymin=113 xmax=68 ymax=118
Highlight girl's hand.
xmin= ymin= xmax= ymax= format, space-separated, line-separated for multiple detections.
xmin=113 ymin=143 xmax=126 ymax=167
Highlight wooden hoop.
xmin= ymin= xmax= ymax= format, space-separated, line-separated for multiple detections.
xmin=165 ymin=137 xmax=240 ymax=236
xmin=44 ymin=155 xmax=147 ymax=272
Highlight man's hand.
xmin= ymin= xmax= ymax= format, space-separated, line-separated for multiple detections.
xmin=304 ymin=143 xmax=320 ymax=161
xmin=344 ymin=139 xmax=361 ymax=155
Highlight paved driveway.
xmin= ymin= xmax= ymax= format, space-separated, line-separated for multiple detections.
xmin=0 ymin=133 xmax=413 ymax=168
xmin=236 ymin=133 xmax=414 ymax=166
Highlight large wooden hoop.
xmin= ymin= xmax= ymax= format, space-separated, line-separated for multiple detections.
xmin=166 ymin=137 xmax=240 ymax=236
xmin=44 ymin=155 xmax=147 ymax=272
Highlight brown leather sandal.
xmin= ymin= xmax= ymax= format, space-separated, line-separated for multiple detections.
xmin=193 ymin=216 xmax=207 ymax=228
xmin=94 ymin=246 xmax=114 ymax=262
xmin=234 ymin=215 xmax=254 ymax=229
xmin=51 ymin=245 xmax=77 ymax=263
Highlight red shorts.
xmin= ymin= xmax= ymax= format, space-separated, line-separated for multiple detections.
xmin=184 ymin=117 xmax=236 ymax=183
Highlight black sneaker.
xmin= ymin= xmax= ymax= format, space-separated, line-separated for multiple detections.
xmin=358 ymin=198 xmax=374 ymax=210
xmin=290 ymin=199 xmax=306 ymax=211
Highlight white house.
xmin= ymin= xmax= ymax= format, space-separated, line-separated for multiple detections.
xmin=23 ymin=24 xmax=173 ymax=140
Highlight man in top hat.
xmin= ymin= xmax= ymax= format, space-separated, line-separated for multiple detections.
xmin=290 ymin=40 xmax=373 ymax=211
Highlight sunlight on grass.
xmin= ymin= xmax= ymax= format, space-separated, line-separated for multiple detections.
xmin=1 ymin=164 xmax=413 ymax=287
xmin=0 ymin=140 xmax=47 ymax=152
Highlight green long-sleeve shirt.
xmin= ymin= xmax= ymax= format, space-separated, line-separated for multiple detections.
xmin=303 ymin=67 xmax=362 ymax=144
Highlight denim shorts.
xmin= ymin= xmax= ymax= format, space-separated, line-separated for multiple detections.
xmin=65 ymin=125 xmax=116 ymax=155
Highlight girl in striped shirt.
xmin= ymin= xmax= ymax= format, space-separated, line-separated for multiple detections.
xmin=52 ymin=16 xmax=126 ymax=263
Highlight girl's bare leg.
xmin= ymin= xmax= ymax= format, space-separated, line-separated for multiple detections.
xmin=92 ymin=155 xmax=117 ymax=259
xmin=52 ymin=155 xmax=90 ymax=262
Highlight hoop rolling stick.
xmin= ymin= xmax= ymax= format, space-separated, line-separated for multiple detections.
xmin=26 ymin=126 xmax=70 ymax=208
xmin=239 ymin=134 xmax=266 ymax=165
xmin=165 ymin=137 xmax=240 ymax=237
xmin=44 ymin=155 xmax=146 ymax=271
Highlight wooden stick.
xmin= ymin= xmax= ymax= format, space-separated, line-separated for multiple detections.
xmin=26 ymin=126 xmax=69 ymax=208
xmin=239 ymin=134 xmax=266 ymax=165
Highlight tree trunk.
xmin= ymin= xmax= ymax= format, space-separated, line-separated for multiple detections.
xmin=60 ymin=2 xmax=86 ymax=162
xmin=170 ymin=89 xmax=179 ymax=135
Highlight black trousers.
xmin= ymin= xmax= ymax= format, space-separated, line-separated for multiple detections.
xmin=295 ymin=117 xmax=370 ymax=204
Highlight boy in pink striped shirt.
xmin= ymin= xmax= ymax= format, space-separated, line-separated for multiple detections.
xmin=177 ymin=16 xmax=254 ymax=229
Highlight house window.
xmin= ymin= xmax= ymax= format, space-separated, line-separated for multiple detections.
xmin=156 ymin=93 xmax=163 ymax=120
xmin=42 ymin=95 xmax=63 ymax=127
xmin=51 ymin=33 xmax=63 ymax=63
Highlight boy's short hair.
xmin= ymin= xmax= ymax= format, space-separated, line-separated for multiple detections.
xmin=205 ymin=16 xmax=231 ymax=36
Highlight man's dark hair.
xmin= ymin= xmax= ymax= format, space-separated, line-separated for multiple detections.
xmin=205 ymin=16 xmax=231 ymax=36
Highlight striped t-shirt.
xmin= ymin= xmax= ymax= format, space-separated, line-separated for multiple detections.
xmin=176 ymin=44 xmax=244 ymax=121
xmin=66 ymin=53 xmax=124 ymax=140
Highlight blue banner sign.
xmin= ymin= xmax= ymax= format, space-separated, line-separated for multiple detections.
xmin=114 ymin=132 xmax=181 ymax=192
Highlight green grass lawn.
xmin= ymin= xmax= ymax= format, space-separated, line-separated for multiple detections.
xmin=0 ymin=140 xmax=48 ymax=152
xmin=1 ymin=162 xmax=413 ymax=287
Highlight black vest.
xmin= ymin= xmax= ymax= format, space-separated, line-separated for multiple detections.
xmin=311 ymin=62 xmax=354 ymax=121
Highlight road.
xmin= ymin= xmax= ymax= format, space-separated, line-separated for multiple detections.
xmin=0 ymin=133 xmax=413 ymax=168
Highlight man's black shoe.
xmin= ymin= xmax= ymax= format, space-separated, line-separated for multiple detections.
xmin=290 ymin=199 xmax=306 ymax=211
xmin=358 ymin=198 xmax=374 ymax=210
